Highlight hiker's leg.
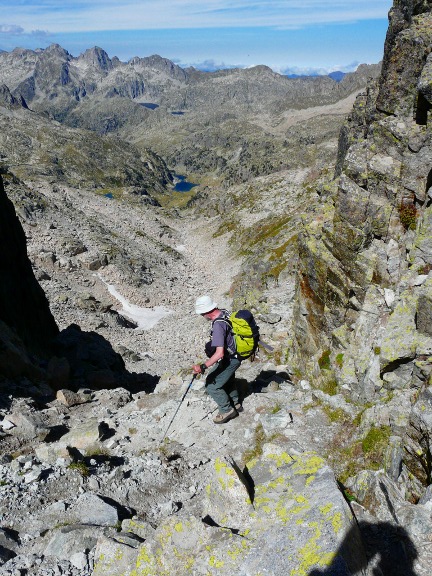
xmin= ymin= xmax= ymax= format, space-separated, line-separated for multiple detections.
xmin=224 ymin=359 xmax=241 ymax=405
xmin=206 ymin=359 xmax=239 ymax=413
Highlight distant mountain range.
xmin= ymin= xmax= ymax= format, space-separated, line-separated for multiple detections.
xmin=0 ymin=44 xmax=380 ymax=124
xmin=0 ymin=43 xmax=381 ymax=187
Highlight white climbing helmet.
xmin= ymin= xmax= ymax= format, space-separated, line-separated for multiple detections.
xmin=195 ymin=295 xmax=218 ymax=314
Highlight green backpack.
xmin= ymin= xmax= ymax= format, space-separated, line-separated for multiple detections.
xmin=223 ymin=309 xmax=260 ymax=360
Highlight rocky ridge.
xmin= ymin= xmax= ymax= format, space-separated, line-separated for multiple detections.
xmin=0 ymin=46 xmax=379 ymax=120
xmin=0 ymin=97 xmax=172 ymax=195
xmin=287 ymin=0 xmax=432 ymax=547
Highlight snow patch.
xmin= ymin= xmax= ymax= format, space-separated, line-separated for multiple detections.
xmin=97 ymin=275 xmax=172 ymax=329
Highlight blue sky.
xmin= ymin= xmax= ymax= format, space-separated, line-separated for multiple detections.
xmin=0 ymin=1 xmax=393 ymax=74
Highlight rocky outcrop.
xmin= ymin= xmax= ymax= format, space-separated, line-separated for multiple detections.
xmin=292 ymin=0 xmax=432 ymax=491
xmin=93 ymin=450 xmax=367 ymax=576
xmin=0 ymin=84 xmax=27 ymax=109
xmin=294 ymin=0 xmax=432 ymax=373
xmin=377 ymin=0 xmax=432 ymax=117
xmin=0 ymin=173 xmax=58 ymax=358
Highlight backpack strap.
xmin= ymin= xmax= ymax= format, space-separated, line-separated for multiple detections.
xmin=211 ymin=310 xmax=237 ymax=357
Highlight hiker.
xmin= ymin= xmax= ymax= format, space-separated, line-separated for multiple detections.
xmin=192 ymin=295 xmax=242 ymax=424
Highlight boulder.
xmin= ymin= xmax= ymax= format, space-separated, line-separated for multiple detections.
xmin=121 ymin=518 xmax=156 ymax=540
xmin=56 ymin=388 xmax=85 ymax=407
xmin=93 ymin=533 xmax=149 ymax=576
xmin=5 ymin=410 xmax=50 ymax=441
xmin=43 ymin=524 xmax=102 ymax=560
xmin=345 ymin=470 xmax=406 ymax=520
xmin=35 ymin=418 xmax=110 ymax=463
xmin=68 ymin=493 xmax=122 ymax=526
xmin=380 ymin=293 xmax=417 ymax=371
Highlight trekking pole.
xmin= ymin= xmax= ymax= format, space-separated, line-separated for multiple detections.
xmin=161 ymin=374 xmax=197 ymax=442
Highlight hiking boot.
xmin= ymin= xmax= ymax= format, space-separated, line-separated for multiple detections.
xmin=213 ymin=408 xmax=238 ymax=424
xmin=234 ymin=403 xmax=244 ymax=413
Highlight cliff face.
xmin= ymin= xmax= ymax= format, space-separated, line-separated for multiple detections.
xmin=293 ymin=0 xmax=432 ymax=487
xmin=0 ymin=173 xmax=58 ymax=359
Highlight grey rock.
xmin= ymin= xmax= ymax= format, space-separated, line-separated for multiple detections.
xmin=93 ymin=535 xmax=139 ymax=575
xmin=382 ymin=362 xmax=413 ymax=390
xmin=0 ymin=528 xmax=19 ymax=552
xmin=418 ymin=484 xmax=432 ymax=507
xmin=6 ymin=411 xmax=50 ymax=441
xmin=312 ymin=390 xmax=358 ymax=418
xmin=404 ymin=385 xmax=432 ymax=486
xmin=43 ymin=524 xmax=101 ymax=560
xmin=259 ymin=313 xmax=282 ymax=324
xmin=23 ymin=466 xmax=45 ymax=484
xmin=259 ymin=410 xmax=294 ymax=434
xmin=417 ymin=292 xmax=432 ymax=336
xmin=35 ymin=418 xmax=109 ymax=463
xmin=95 ymin=447 xmax=368 ymax=576
xmin=69 ymin=492 xmax=121 ymax=526
xmin=56 ymin=388 xmax=84 ymax=407
xmin=299 ymin=379 xmax=311 ymax=390
xmin=379 ymin=292 xmax=417 ymax=371
xmin=121 ymin=518 xmax=156 ymax=540
xmin=345 ymin=470 xmax=406 ymax=520
xmin=69 ymin=551 xmax=88 ymax=570
xmin=384 ymin=436 xmax=403 ymax=481
xmin=112 ymin=531 xmax=144 ymax=548
xmin=0 ymin=419 xmax=15 ymax=431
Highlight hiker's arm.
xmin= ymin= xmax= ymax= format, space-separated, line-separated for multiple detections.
xmin=193 ymin=346 xmax=224 ymax=374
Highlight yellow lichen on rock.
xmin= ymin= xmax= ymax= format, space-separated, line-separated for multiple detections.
xmin=292 ymin=453 xmax=325 ymax=475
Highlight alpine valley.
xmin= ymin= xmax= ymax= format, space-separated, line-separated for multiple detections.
xmin=0 ymin=1 xmax=432 ymax=575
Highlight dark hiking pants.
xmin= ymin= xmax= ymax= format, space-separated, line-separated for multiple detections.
xmin=205 ymin=357 xmax=241 ymax=414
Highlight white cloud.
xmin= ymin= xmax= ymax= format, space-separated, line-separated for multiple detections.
xmin=0 ymin=25 xmax=25 ymax=35
xmin=1 ymin=1 xmax=392 ymax=33
xmin=276 ymin=61 xmax=361 ymax=76
xmin=182 ymin=59 xmax=242 ymax=72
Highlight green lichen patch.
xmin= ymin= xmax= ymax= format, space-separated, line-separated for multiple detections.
xmin=321 ymin=405 xmax=349 ymax=423
xmin=318 ymin=350 xmax=331 ymax=370
xmin=398 ymin=202 xmax=418 ymax=231
xmin=361 ymin=425 xmax=391 ymax=469
xmin=319 ymin=378 xmax=339 ymax=396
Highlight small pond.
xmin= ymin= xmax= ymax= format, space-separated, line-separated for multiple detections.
xmin=141 ymin=103 xmax=159 ymax=110
xmin=174 ymin=174 xmax=198 ymax=193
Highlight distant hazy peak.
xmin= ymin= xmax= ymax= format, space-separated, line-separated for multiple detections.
xmin=78 ymin=46 xmax=113 ymax=71
xmin=129 ymin=54 xmax=187 ymax=80
xmin=42 ymin=43 xmax=71 ymax=59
